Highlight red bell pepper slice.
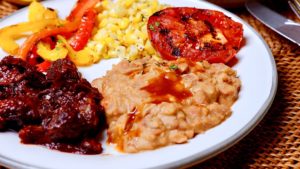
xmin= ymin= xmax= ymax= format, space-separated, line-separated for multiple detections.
xmin=18 ymin=0 xmax=100 ymax=60
xmin=42 ymin=37 xmax=56 ymax=49
xmin=67 ymin=0 xmax=100 ymax=22
xmin=69 ymin=9 xmax=97 ymax=51
xmin=27 ymin=45 xmax=39 ymax=66
xmin=18 ymin=21 xmax=79 ymax=60
xmin=36 ymin=60 xmax=52 ymax=73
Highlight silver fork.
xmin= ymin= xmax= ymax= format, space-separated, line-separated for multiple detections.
xmin=288 ymin=0 xmax=300 ymax=19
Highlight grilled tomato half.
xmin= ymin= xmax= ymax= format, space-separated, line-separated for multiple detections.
xmin=147 ymin=7 xmax=243 ymax=63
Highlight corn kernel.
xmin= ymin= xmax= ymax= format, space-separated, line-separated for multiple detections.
xmin=133 ymin=14 xmax=142 ymax=23
xmin=152 ymin=1 xmax=159 ymax=10
xmin=102 ymin=0 xmax=109 ymax=8
xmin=99 ymin=18 xmax=108 ymax=28
xmin=124 ymin=34 xmax=137 ymax=45
xmin=137 ymin=31 xmax=147 ymax=41
xmin=124 ymin=0 xmax=134 ymax=8
xmin=145 ymin=40 xmax=155 ymax=54
xmin=109 ymin=9 xmax=118 ymax=18
xmin=103 ymin=55 xmax=111 ymax=59
xmin=107 ymin=23 xmax=118 ymax=32
xmin=97 ymin=14 xmax=103 ymax=21
xmin=118 ymin=18 xmax=130 ymax=29
xmin=137 ymin=3 xmax=147 ymax=10
xmin=104 ymin=37 xmax=114 ymax=44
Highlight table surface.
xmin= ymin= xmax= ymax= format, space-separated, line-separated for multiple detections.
xmin=0 ymin=0 xmax=299 ymax=168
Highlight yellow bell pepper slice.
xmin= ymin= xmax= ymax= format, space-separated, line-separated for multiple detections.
xmin=37 ymin=41 xmax=68 ymax=62
xmin=0 ymin=37 xmax=20 ymax=55
xmin=57 ymin=35 xmax=97 ymax=66
xmin=0 ymin=19 xmax=62 ymax=55
xmin=28 ymin=1 xmax=58 ymax=21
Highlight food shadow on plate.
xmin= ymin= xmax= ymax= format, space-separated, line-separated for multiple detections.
xmin=227 ymin=37 xmax=247 ymax=67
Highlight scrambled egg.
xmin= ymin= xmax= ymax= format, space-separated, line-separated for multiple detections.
xmin=88 ymin=0 xmax=166 ymax=61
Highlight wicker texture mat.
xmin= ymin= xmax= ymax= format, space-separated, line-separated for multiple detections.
xmin=0 ymin=0 xmax=17 ymax=18
xmin=0 ymin=0 xmax=299 ymax=168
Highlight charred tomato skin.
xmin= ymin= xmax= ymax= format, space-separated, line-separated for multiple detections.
xmin=147 ymin=7 xmax=243 ymax=63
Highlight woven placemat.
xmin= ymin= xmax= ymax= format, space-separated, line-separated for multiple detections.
xmin=0 ymin=0 xmax=17 ymax=19
xmin=0 ymin=0 xmax=299 ymax=168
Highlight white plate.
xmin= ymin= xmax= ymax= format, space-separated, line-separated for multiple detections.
xmin=0 ymin=0 xmax=277 ymax=168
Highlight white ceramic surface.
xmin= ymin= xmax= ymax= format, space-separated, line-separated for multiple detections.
xmin=0 ymin=0 xmax=277 ymax=169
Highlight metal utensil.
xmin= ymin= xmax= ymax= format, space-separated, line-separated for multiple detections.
xmin=288 ymin=0 xmax=300 ymax=19
xmin=246 ymin=1 xmax=300 ymax=46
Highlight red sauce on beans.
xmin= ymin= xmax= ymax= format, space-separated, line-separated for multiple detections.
xmin=142 ymin=72 xmax=192 ymax=103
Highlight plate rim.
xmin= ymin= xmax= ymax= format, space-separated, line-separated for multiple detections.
xmin=0 ymin=0 xmax=278 ymax=169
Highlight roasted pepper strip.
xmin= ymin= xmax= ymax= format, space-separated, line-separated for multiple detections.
xmin=69 ymin=9 xmax=97 ymax=51
xmin=67 ymin=0 xmax=100 ymax=22
xmin=18 ymin=21 xmax=79 ymax=59
xmin=18 ymin=0 xmax=100 ymax=60
xmin=0 ymin=19 xmax=61 ymax=55
xmin=28 ymin=1 xmax=58 ymax=21
xmin=36 ymin=60 xmax=52 ymax=73
xmin=37 ymin=41 xmax=68 ymax=62
xmin=57 ymin=35 xmax=95 ymax=66
xmin=27 ymin=45 xmax=40 ymax=66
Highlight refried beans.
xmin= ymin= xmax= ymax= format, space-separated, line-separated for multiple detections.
xmin=92 ymin=57 xmax=241 ymax=153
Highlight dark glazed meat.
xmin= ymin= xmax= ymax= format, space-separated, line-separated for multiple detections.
xmin=0 ymin=56 xmax=105 ymax=154
xmin=0 ymin=56 xmax=47 ymax=130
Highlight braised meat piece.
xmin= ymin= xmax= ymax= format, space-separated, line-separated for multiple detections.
xmin=0 ymin=56 xmax=105 ymax=154
xmin=0 ymin=56 xmax=47 ymax=130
